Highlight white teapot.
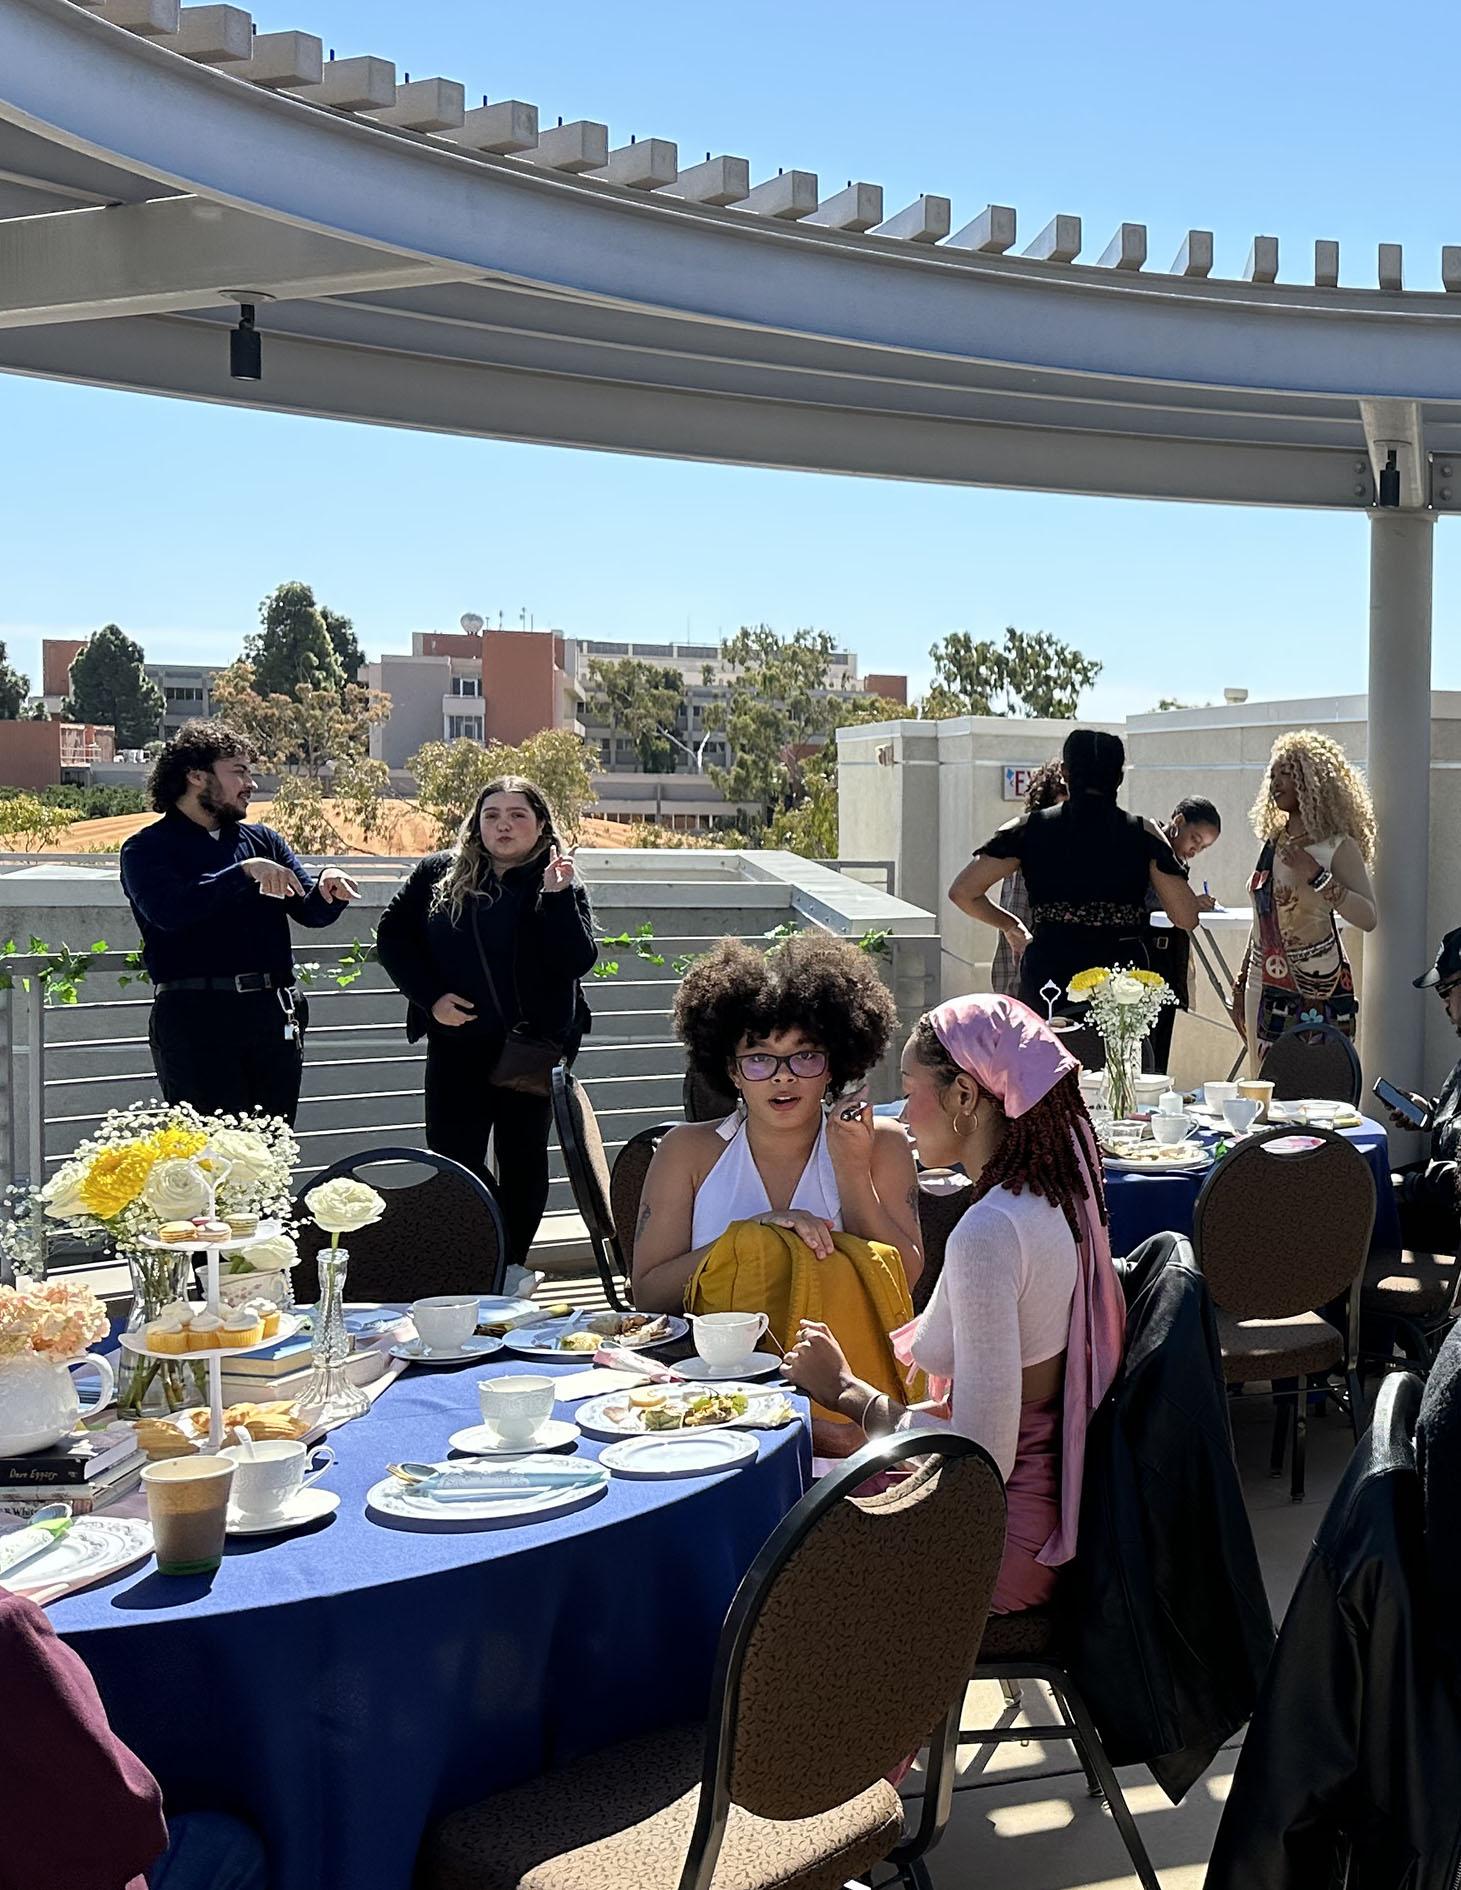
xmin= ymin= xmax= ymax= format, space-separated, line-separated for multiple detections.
xmin=0 ymin=1350 xmax=116 ymax=1457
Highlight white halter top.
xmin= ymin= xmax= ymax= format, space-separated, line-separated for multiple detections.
xmin=691 ymin=1112 xmax=843 ymax=1249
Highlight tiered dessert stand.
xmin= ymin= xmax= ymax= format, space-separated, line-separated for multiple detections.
xmin=118 ymin=1226 xmax=300 ymax=1449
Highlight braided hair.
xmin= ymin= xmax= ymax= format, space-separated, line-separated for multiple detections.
xmin=908 ymin=1014 xmax=1108 ymax=1244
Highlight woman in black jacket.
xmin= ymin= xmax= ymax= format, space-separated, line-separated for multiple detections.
xmin=375 ymin=777 xmax=597 ymax=1269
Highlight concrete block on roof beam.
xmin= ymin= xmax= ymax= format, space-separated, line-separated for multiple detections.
xmin=172 ymin=5 xmax=252 ymax=62
xmin=872 ymin=195 xmax=950 ymax=244
xmin=1022 ymin=214 xmax=1081 ymax=263
xmin=1314 ymin=239 xmax=1340 ymax=288
xmin=89 ymin=0 xmax=180 ymax=35
xmin=1097 ymin=222 xmax=1147 ymax=270
xmin=739 ymin=172 xmax=819 ymax=220
xmin=1244 ymin=235 xmax=1279 ymax=283
xmin=521 ymin=121 xmax=610 ymax=173
xmin=588 ymin=139 xmax=679 ymax=190
xmin=441 ymin=101 xmax=539 ymax=155
xmin=366 ymin=78 xmax=465 ymax=132
xmin=1378 ymin=242 xmax=1404 ymax=291
xmin=662 ymin=156 xmax=749 ymax=205
xmin=1444 ymin=246 xmax=1461 ymax=292
xmin=290 ymin=56 xmax=396 ymax=113
xmin=218 ymin=29 xmax=322 ymax=88
xmin=947 ymin=204 xmax=1016 ymax=254
xmin=1170 ymin=230 xmax=1213 ymax=276
xmin=804 ymin=183 xmax=884 ymax=231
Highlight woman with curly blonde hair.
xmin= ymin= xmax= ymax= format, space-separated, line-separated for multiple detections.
xmin=1237 ymin=731 xmax=1378 ymax=1072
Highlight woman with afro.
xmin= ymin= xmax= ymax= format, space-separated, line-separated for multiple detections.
xmin=632 ymin=934 xmax=923 ymax=1312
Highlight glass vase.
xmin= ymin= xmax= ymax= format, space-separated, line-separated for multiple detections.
xmin=1100 ymin=1035 xmax=1143 ymax=1120
xmin=297 ymin=1246 xmax=369 ymax=1427
xmin=119 ymin=1249 xmax=206 ymax=1418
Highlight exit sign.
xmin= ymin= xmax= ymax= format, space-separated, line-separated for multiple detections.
xmin=1003 ymin=765 xmax=1041 ymax=801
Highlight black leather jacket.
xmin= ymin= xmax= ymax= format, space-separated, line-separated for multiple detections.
xmin=1206 ymin=1366 xmax=1461 ymax=1890
xmin=1061 ymin=1233 xmax=1275 ymax=1802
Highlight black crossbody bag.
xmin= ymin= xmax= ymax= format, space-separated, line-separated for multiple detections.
xmin=470 ymin=901 xmax=565 ymax=1096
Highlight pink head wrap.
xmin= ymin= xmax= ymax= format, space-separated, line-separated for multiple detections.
xmin=923 ymin=992 xmax=1125 ymax=1566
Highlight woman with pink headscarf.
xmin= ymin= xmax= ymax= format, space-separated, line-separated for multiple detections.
xmin=784 ymin=993 xmax=1126 ymax=1614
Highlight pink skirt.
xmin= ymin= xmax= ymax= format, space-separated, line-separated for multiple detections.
xmin=991 ymin=1393 xmax=1062 ymax=1615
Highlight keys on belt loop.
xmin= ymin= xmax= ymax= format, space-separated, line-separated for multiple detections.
xmin=278 ymin=986 xmax=299 ymax=1043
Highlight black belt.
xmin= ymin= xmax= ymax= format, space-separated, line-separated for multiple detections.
xmin=154 ymin=974 xmax=298 ymax=995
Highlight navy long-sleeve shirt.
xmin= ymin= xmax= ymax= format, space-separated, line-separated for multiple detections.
xmin=119 ymin=808 xmax=345 ymax=982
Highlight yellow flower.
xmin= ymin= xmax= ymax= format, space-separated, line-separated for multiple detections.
xmin=78 ymin=1144 xmax=155 ymax=1220
xmin=1130 ymin=969 xmax=1168 ymax=989
xmin=145 ymin=1127 xmax=209 ymax=1162
xmin=1067 ymin=968 xmax=1111 ymax=996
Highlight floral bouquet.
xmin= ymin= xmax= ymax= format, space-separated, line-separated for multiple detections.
xmin=1067 ymin=967 xmax=1176 ymax=1119
xmin=0 ymin=1278 xmax=109 ymax=1364
xmin=2 ymin=1104 xmax=300 ymax=1417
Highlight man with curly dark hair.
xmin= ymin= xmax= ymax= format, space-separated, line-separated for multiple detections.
xmin=119 ymin=718 xmax=358 ymax=1121
xmin=632 ymin=934 xmax=923 ymax=1311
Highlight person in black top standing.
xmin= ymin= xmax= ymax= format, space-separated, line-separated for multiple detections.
xmin=120 ymin=720 xmax=358 ymax=1123
xmin=949 ymin=729 xmax=1200 ymax=1018
xmin=375 ymin=777 xmax=597 ymax=1270
xmin=1143 ymin=796 xmax=1222 ymax=1070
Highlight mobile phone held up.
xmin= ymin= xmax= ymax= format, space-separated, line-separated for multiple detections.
xmin=1373 ymin=1076 xmax=1433 ymax=1132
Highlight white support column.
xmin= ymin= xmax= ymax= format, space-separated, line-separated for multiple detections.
xmin=1363 ymin=509 xmax=1434 ymax=1088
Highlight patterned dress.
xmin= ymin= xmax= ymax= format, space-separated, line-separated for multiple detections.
xmin=1242 ymin=835 xmax=1359 ymax=1072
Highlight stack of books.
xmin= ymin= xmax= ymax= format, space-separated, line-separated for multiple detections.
xmin=217 ymin=1309 xmax=412 ymax=1404
xmin=0 ymin=1423 xmax=145 ymax=1518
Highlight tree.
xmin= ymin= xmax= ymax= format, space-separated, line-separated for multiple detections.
xmin=64 ymin=624 xmax=164 ymax=746
xmin=709 ymin=624 xmax=844 ymax=819
xmin=924 ymin=626 xmax=1101 ymax=720
xmin=244 ymin=582 xmax=346 ymax=698
xmin=209 ymin=660 xmax=390 ymax=781
xmin=587 ymin=658 xmax=695 ymax=772
xmin=0 ymin=793 xmax=70 ymax=852
xmin=766 ymin=695 xmax=917 ymax=858
xmin=409 ymin=728 xmax=598 ymax=846
xmin=321 ymin=606 xmax=366 ymax=686
xmin=0 ymin=640 xmax=29 ymax=719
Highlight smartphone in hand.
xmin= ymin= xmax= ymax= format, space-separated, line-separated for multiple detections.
xmin=1374 ymin=1076 xmax=1433 ymax=1131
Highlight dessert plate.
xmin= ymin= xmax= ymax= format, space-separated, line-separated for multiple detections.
xmin=674 ymin=1353 xmax=782 ymax=1383
xmin=365 ymin=1459 xmax=608 ymax=1529
xmin=447 ymin=1419 xmax=580 ymax=1457
xmin=0 ymin=1516 xmax=154 ymax=1596
xmin=226 ymin=1488 xmax=340 ymax=1536
xmin=119 ymin=1312 xmax=301 ymax=1360
xmin=575 ymin=1384 xmax=792 ymax=1441
xmin=503 ymin=1313 xmax=688 ymax=1360
xmin=599 ymin=1432 xmax=758 ymax=1479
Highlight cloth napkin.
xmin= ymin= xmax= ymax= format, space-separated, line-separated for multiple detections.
xmin=409 ymin=1464 xmax=605 ymax=1504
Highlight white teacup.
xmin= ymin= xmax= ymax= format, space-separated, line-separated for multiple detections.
xmin=691 ymin=1311 xmax=769 ymax=1369
xmin=1204 ymin=1082 xmax=1239 ymax=1112
xmin=1156 ymin=1091 xmax=1185 ymax=1118
xmin=1222 ymin=1096 xmax=1261 ymax=1135
xmin=1151 ymin=1111 xmax=1194 ymax=1146
xmin=221 ymin=1439 xmax=335 ymax=1518
xmin=412 ymin=1295 xmax=479 ymax=1352
xmin=478 ymin=1375 xmax=556 ymax=1445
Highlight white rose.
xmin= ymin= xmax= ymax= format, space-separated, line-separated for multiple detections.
xmin=305 ymin=1178 xmax=387 ymax=1238
xmin=41 ymin=1164 xmax=90 ymax=1221
xmin=142 ymin=1158 xmax=212 ymax=1220
xmin=206 ymin=1129 xmax=273 ymax=1191
xmin=231 ymin=1233 xmax=298 ymax=1273
xmin=1109 ymin=975 xmax=1146 ymax=1007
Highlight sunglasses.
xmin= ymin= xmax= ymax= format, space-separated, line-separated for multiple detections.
xmin=734 ymin=1050 xmax=829 ymax=1082
xmin=1437 ymin=978 xmax=1461 ymax=1002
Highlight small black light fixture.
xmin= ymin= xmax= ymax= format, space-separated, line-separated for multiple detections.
xmin=1377 ymin=446 xmax=1401 ymax=508
xmin=221 ymin=290 xmax=272 ymax=383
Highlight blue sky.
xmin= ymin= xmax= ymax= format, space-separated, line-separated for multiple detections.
xmin=3 ymin=0 xmax=1459 ymax=720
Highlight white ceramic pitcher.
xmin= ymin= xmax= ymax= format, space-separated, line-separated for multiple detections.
xmin=0 ymin=1350 xmax=116 ymax=1456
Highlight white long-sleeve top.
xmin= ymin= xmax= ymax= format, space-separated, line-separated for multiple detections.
xmin=907 ymin=1184 xmax=1078 ymax=1481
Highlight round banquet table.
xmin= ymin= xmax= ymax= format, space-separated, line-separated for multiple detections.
xmin=1104 ymin=1112 xmax=1402 ymax=1256
xmin=50 ymin=1351 xmax=812 ymax=1890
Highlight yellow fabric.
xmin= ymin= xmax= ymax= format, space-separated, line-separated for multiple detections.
xmin=686 ymin=1221 xmax=920 ymax=1425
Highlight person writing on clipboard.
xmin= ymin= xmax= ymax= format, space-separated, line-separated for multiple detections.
xmin=1384 ymin=929 xmax=1461 ymax=1255
xmin=1143 ymin=797 xmax=1222 ymax=1071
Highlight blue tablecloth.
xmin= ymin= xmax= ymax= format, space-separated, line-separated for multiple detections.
xmin=1105 ymin=1114 xmax=1402 ymax=1257
xmin=51 ymin=1354 xmax=811 ymax=1890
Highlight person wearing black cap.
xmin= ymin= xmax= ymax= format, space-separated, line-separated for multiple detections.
xmin=1387 ymin=929 xmax=1461 ymax=1253
xmin=950 ymin=728 xmax=1201 ymax=1018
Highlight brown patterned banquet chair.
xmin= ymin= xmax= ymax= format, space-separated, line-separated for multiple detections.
xmin=610 ymin=1122 xmax=677 ymax=1285
xmin=1361 ymin=1246 xmax=1459 ymax=1370
xmin=551 ymin=1064 xmax=674 ymax=1312
xmin=1258 ymin=1021 xmax=1364 ymax=1105
xmin=290 ymin=1147 xmax=508 ymax=1304
xmin=682 ymin=1067 xmax=738 ymax=1123
xmin=422 ymin=1430 xmax=1006 ymax=1890
xmin=1193 ymin=1125 xmax=1374 ymax=1499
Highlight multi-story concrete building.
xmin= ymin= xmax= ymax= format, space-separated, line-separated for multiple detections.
xmin=39 ymin=638 xmax=217 ymax=742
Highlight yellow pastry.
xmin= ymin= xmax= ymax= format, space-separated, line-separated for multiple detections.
xmin=221 ymin=1309 xmax=263 ymax=1348
xmin=157 ymin=1221 xmax=197 ymax=1245
xmin=628 ymin=1387 xmax=668 ymax=1410
xmin=146 ymin=1322 xmax=189 ymax=1355
xmin=188 ymin=1313 xmax=224 ymax=1350
xmin=258 ymin=1306 xmax=281 ymax=1339
xmin=224 ymin=1215 xmax=258 ymax=1238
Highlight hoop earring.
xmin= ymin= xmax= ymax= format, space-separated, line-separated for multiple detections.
xmin=954 ymin=1107 xmax=979 ymax=1137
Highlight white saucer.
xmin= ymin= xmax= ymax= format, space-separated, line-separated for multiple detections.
xmin=226 ymin=1488 xmax=340 ymax=1536
xmin=675 ymin=1353 xmax=782 ymax=1382
xmin=388 ymin=1335 xmax=505 ymax=1365
xmin=448 ymin=1419 xmax=580 ymax=1457
xmin=599 ymin=1430 xmax=758 ymax=1478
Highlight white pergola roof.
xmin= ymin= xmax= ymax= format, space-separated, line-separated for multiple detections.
xmin=2 ymin=0 xmax=1460 ymax=509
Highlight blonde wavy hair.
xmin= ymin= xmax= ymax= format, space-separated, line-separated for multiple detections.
xmin=431 ymin=777 xmax=560 ymax=924
xmin=1249 ymin=730 xmax=1376 ymax=864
